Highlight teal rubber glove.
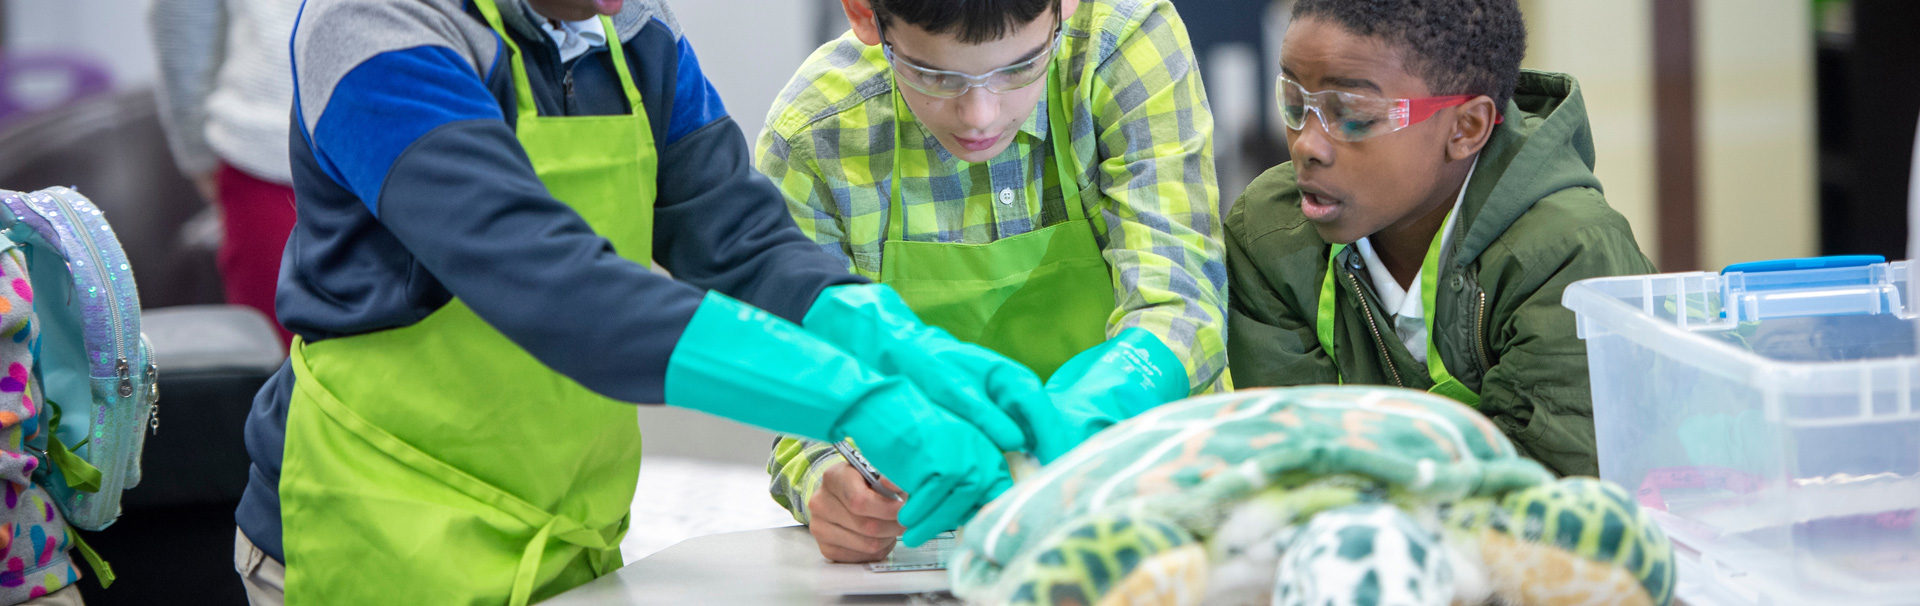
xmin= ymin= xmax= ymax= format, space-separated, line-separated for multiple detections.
xmin=801 ymin=284 xmax=1036 ymax=453
xmin=665 ymin=292 xmax=1012 ymax=545
xmin=1005 ymin=381 xmax=1112 ymax=465
xmin=1040 ymin=327 xmax=1190 ymax=448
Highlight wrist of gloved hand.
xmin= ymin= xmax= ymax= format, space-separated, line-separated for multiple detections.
xmin=988 ymin=330 xmax=1192 ymax=464
xmin=803 ymin=283 xmax=1034 ymax=452
xmin=1046 ymin=327 xmax=1190 ymax=421
xmin=1012 ymin=385 xmax=1115 ymax=464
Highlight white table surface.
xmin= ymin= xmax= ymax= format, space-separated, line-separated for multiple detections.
xmin=545 ymin=526 xmax=957 ymax=605
xmin=619 ymin=456 xmax=798 ymax=563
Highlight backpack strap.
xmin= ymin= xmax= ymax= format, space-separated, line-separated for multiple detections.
xmin=42 ymin=399 xmax=100 ymax=493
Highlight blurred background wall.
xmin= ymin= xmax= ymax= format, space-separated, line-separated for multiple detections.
xmin=3 ymin=0 xmax=156 ymax=114
xmin=1693 ymin=0 xmax=1818 ymax=270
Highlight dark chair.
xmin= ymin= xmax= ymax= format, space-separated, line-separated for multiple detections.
xmin=0 ymin=89 xmax=281 ymax=605
xmin=0 ymin=89 xmax=226 ymax=307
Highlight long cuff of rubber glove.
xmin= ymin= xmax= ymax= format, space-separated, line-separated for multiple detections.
xmin=1046 ymin=328 xmax=1190 ymax=420
xmin=667 ymin=292 xmax=1011 ymax=545
xmin=665 ymin=291 xmax=886 ymax=442
xmin=801 ymin=283 xmax=1028 ymax=452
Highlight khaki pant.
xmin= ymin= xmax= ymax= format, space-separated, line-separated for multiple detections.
xmin=234 ymin=528 xmax=284 ymax=606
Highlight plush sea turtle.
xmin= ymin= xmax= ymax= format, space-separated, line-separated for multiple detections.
xmin=949 ymin=386 xmax=1675 ymax=606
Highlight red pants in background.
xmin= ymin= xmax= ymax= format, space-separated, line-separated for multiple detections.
xmin=215 ymin=163 xmax=297 ymax=345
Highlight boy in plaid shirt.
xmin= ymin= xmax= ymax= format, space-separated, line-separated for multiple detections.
xmin=757 ymin=0 xmax=1226 ymax=563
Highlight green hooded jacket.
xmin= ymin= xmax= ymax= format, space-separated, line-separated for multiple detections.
xmin=1224 ymin=70 xmax=1655 ymax=477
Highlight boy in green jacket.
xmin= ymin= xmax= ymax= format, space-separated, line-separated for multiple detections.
xmin=1225 ymin=0 xmax=1654 ymax=477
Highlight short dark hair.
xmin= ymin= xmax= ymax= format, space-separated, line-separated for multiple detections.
xmin=872 ymin=0 xmax=1060 ymax=45
xmin=1291 ymin=0 xmax=1527 ymax=108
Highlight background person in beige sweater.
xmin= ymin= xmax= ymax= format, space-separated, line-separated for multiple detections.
xmin=148 ymin=0 xmax=302 ymax=344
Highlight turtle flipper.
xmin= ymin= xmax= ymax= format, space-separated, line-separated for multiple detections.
xmin=1003 ymin=512 xmax=1203 ymax=606
xmin=1092 ymin=544 xmax=1209 ymax=606
xmin=1474 ymin=477 xmax=1676 ymax=606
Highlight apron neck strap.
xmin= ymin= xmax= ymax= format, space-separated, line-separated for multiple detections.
xmin=1417 ymin=208 xmax=1479 ymax=405
xmin=886 ymin=85 xmax=913 ymax=242
xmin=472 ymin=0 xmax=644 ymax=122
xmin=1044 ymin=57 xmax=1085 ymax=223
xmin=1315 ymin=243 xmax=1345 ymax=381
xmin=1315 ymin=214 xmax=1481 ymax=406
xmin=885 ymin=41 xmax=1086 ymax=242
xmin=600 ymin=16 xmax=643 ymax=113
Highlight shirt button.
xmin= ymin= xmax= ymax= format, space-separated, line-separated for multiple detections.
xmin=999 ymin=188 xmax=1015 ymax=205
xmin=1450 ymin=275 xmax=1465 ymax=291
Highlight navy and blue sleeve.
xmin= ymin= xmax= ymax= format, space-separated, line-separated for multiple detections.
xmin=645 ymin=32 xmax=865 ymax=322
xmin=304 ymin=44 xmax=702 ymax=404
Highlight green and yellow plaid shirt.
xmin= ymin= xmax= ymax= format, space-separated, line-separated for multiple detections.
xmin=756 ymin=0 xmax=1226 ymax=521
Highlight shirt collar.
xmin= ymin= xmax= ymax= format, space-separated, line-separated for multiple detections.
xmin=523 ymin=5 xmax=608 ymax=62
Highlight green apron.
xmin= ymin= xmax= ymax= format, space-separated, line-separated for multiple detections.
xmin=1314 ymin=211 xmax=1480 ymax=406
xmin=879 ymin=58 xmax=1114 ymax=380
xmin=277 ymin=3 xmax=653 ymax=604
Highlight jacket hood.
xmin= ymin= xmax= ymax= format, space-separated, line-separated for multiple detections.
xmin=1451 ymin=69 xmax=1602 ymax=268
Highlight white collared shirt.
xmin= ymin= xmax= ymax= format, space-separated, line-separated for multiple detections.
xmin=530 ymin=11 xmax=609 ymax=62
xmin=1352 ymin=163 xmax=1476 ymax=365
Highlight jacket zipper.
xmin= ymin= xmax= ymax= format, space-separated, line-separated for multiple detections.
xmin=563 ymin=69 xmax=575 ymax=109
xmin=1474 ymin=290 xmax=1492 ymax=370
xmin=1342 ymin=264 xmax=1404 ymax=387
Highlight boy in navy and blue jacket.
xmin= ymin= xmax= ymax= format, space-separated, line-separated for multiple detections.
xmin=238 ymin=0 xmax=1071 ymax=602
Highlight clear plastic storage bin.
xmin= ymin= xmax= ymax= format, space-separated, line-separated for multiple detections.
xmin=1563 ymin=257 xmax=1920 ymax=605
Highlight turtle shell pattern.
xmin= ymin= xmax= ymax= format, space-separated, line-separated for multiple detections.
xmin=951 ymin=387 xmax=1555 ymax=601
xmin=950 ymin=387 xmax=1674 ymax=606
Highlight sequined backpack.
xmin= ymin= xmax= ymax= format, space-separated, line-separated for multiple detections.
xmin=0 ymin=187 xmax=153 ymax=535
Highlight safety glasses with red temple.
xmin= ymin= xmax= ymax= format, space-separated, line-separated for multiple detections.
xmin=1276 ymin=74 xmax=1502 ymax=143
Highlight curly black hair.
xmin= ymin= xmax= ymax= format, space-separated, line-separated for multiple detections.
xmin=872 ymin=0 xmax=1061 ymax=45
xmin=1291 ymin=0 xmax=1528 ymax=108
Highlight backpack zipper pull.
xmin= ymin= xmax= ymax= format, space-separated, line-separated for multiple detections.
xmin=115 ymin=358 xmax=132 ymax=398
xmin=146 ymin=361 xmax=158 ymax=435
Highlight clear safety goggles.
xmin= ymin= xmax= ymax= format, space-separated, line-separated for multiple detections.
xmin=1276 ymin=74 xmax=1498 ymax=142
xmin=881 ymin=21 xmax=1061 ymax=98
